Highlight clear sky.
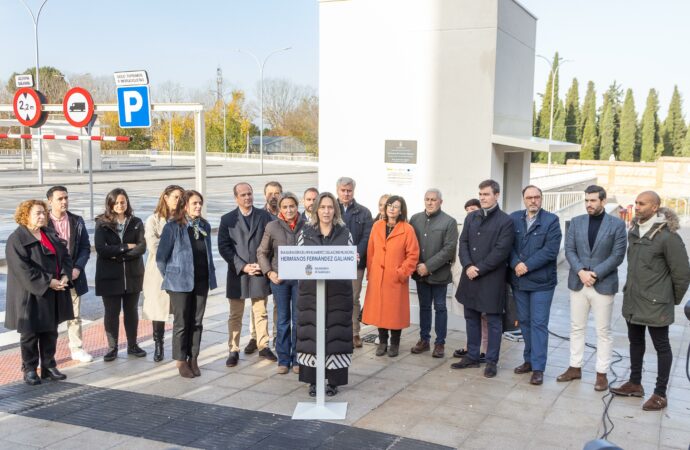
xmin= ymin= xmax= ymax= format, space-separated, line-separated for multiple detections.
xmin=1 ymin=0 xmax=687 ymax=115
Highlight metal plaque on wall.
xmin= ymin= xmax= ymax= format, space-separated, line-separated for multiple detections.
xmin=384 ymin=140 xmax=417 ymax=164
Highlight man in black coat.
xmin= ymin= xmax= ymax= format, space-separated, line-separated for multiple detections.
xmin=218 ymin=182 xmax=278 ymax=367
xmin=336 ymin=176 xmax=373 ymax=348
xmin=453 ymin=179 xmax=514 ymax=378
xmin=45 ymin=186 xmax=93 ymax=363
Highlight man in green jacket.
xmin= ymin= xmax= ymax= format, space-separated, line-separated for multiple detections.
xmin=610 ymin=191 xmax=690 ymax=411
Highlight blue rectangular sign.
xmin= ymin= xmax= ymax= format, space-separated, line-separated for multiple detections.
xmin=117 ymin=85 xmax=151 ymax=128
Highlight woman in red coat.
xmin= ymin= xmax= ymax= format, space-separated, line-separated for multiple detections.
xmin=362 ymin=195 xmax=419 ymax=357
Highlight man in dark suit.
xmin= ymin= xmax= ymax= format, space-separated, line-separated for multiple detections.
xmin=218 ymin=182 xmax=277 ymax=367
xmin=558 ymin=185 xmax=627 ymax=391
xmin=301 ymin=187 xmax=318 ymax=222
xmin=336 ymin=177 xmax=373 ymax=348
xmin=452 ymin=179 xmax=514 ymax=378
xmin=45 ymin=186 xmax=92 ymax=363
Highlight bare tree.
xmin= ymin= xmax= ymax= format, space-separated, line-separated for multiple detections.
xmin=260 ymin=78 xmax=315 ymax=132
xmin=69 ymin=73 xmax=115 ymax=102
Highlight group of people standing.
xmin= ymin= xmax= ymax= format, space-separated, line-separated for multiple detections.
xmin=5 ymin=177 xmax=689 ymax=410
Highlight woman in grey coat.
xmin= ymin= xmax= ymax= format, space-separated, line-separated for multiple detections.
xmin=157 ymin=190 xmax=217 ymax=378
xmin=257 ymin=192 xmax=304 ymax=374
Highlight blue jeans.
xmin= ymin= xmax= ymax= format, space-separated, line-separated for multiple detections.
xmin=512 ymin=288 xmax=554 ymax=371
xmin=416 ymin=281 xmax=448 ymax=345
xmin=465 ymin=306 xmax=502 ymax=363
xmin=271 ymin=280 xmax=298 ymax=367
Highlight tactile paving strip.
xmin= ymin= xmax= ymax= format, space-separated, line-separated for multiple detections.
xmin=0 ymin=381 xmax=451 ymax=449
xmin=0 ymin=318 xmax=172 ymax=385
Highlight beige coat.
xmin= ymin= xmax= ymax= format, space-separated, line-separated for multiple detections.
xmin=142 ymin=214 xmax=170 ymax=321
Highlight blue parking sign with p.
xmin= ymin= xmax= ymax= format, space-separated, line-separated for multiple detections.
xmin=117 ymin=85 xmax=151 ymax=128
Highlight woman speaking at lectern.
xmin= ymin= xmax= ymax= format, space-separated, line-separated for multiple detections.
xmin=295 ymin=192 xmax=354 ymax=397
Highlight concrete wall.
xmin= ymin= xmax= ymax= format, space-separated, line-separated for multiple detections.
xmin=319 ymin=0 xmax=536 ymax=220
xmin=561 ymin=157 xmax=690 ymax=204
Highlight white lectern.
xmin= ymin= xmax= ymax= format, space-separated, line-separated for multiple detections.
xmin=277 ymin=245 xmax=357 ymax=421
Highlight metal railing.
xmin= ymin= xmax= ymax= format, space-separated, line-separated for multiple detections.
xmin=542 ymin=191 xmax=585 ymax=213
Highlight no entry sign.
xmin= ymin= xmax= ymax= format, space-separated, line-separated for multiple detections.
xmin=63 ymin=87 xmax=95 ymax=128
xmin=13 ymin=87 xmax=47 ymax=128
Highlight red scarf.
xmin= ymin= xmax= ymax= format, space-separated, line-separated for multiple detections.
xmin=279 ymin=213 xmax=299 ymax=231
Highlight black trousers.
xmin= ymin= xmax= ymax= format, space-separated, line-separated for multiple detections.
xmin=20 ymin=330 xmax=58 ymax=372
xmin=169 ymin=291 xmax=207 ymax=361
xmin=299 ymin=365 xmax=348 ymax=386
xmin=627 ymin=321 xmax=672 ymax=397
xmin=102 ymin=293 xmax=140 ymax=348
xmin=378 ymin=328 xmax=401 ymax=345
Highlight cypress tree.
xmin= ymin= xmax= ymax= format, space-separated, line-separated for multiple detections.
xmin=682 ymin=120 xmax=690 ymax=156
xmin=662 ymin=86 xmax=687 ymax=156
xmin=619 ymin=88 xmax=637 ymax=161
xmin=532 ymin=101 xmax=538 ymax=137
xmin=551 ymin=100 xmax=567 ymax=164
xmin=537 ymin=52 xmax=560 ymax=139
xmin=564 ymin=78 xmax=581 ymax=160
xmin=640 ymin=89 xmax=660 ymax=161
xmin=580 ymin=81 xmax=598 ymax=160
xmin=599 ymin=82 xmax=623 ymax=160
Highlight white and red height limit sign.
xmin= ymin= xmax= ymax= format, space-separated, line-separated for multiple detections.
xmin=13 ymin=87 xmax=46 ymax=128
xmin=62 ymin=87 xmax=95 ymax=128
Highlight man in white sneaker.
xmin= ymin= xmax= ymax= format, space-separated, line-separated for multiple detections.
xmin=46 ymin=186 xmax=93 ymax=363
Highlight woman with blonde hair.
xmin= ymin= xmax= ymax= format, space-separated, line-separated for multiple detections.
xmin=143 ymin=184 xmax=184 ymax=362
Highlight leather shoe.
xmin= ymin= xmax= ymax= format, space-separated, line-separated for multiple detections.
xmin=277 ymin=365 xmax=289 ymax=375
xmin=103 ymin=347 xmax=118 ymax=362
xmin=259 ymin=347 xmax=278 ymax=361
xmin=556 ymin=366 xmax=581 ymax=382
xmin=450 ymin=356 xmax=480 ymax=369
xmin=189 ymin=357 xmax=201 ymax=377
xmin=375 ymin=343 xmax=388 ymax=356
xmin=610 ymin=381 xmax=644 ymax=397
xmin=41 ymin=367 xmax=67 ymax=381
xmin=529 ymin=370 xmax=544 ymax=385
xmin=127 ymin=344 xmax=147 ymax=357
xmin=432 ymin=344 xmax=445 ymax=358
xmin=23 ymin=370 xmax=41 ymax=386
xmin=244 ymin=338 xmax=258 ymax=354
xmin=642 ymin=393 xmax=667 ymax=411
xmin=453 ymin=348 xmax=468 ymax=358
xmin=177 ymin=360 xmax=194 ymax=378
xmin=353 ymin=335 xmax=363 ymax=348
xmin=484 ymin=362 xmax=497 ymax=378
xmin=388 ymin=344 xmax=399 ymax=357
xmin=594 ymin=372 xmax=609 ymax=392
xmin=514 ymin=362 xmax=532 ymax=374
xmin=225 ymin=351 xmax=239 ymax=367
xmin=411 ymin=340 xmax=430 ymax=354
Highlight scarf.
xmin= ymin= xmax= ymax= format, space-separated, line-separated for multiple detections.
xmin=279 ymin=212 xmax=299 ymax=231
xmin=188 ymin=217 xmax=207 ymax=240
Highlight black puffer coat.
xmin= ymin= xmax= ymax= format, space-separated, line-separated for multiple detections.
xmin=94 ymin=216 xmax=146 ymax=296
xmin=296 ymin=223 xmax=354 ymax=356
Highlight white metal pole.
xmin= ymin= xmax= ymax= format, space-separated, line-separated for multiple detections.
xmin=86 ymin=121 xmax=94 ymax=220
xmin=547 ymin=68 xmax=555 ymax=175
xmin=21 ymin=0 xmax=48 ymax=185
xmin=316 ymin=279 xmax=326 ymax=406
xmin=20 ymin=127 xmax=26 ymax=170
xmin=223 ymin=100 xmax=227 ymax=154
xmin=194 ymin=110 xmax=207 ymax=212
xmin=259 ymin=65 xmax=264 ymax=174
xmin=169 ymin=112 xmax=173 ymax=166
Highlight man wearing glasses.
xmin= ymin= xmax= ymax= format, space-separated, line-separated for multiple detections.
xmin=508 ymin=185 xmax=562 ymax=385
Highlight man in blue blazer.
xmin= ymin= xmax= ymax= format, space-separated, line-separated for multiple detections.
xmin=509 ymin=185 xmax=562 ymax=386
xmin=558 ymin=185 xmax=627 ymax=391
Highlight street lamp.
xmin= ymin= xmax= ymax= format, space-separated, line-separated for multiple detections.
xmin=237 ymin=46 xmax=292 ymax=174
xmin=536 ymin=54 xmax=571 ymax=175
xmin=20 ymin=0 xmax=49 ymax=185
xmin=209 ymin=89 xmax=231 ymax=155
